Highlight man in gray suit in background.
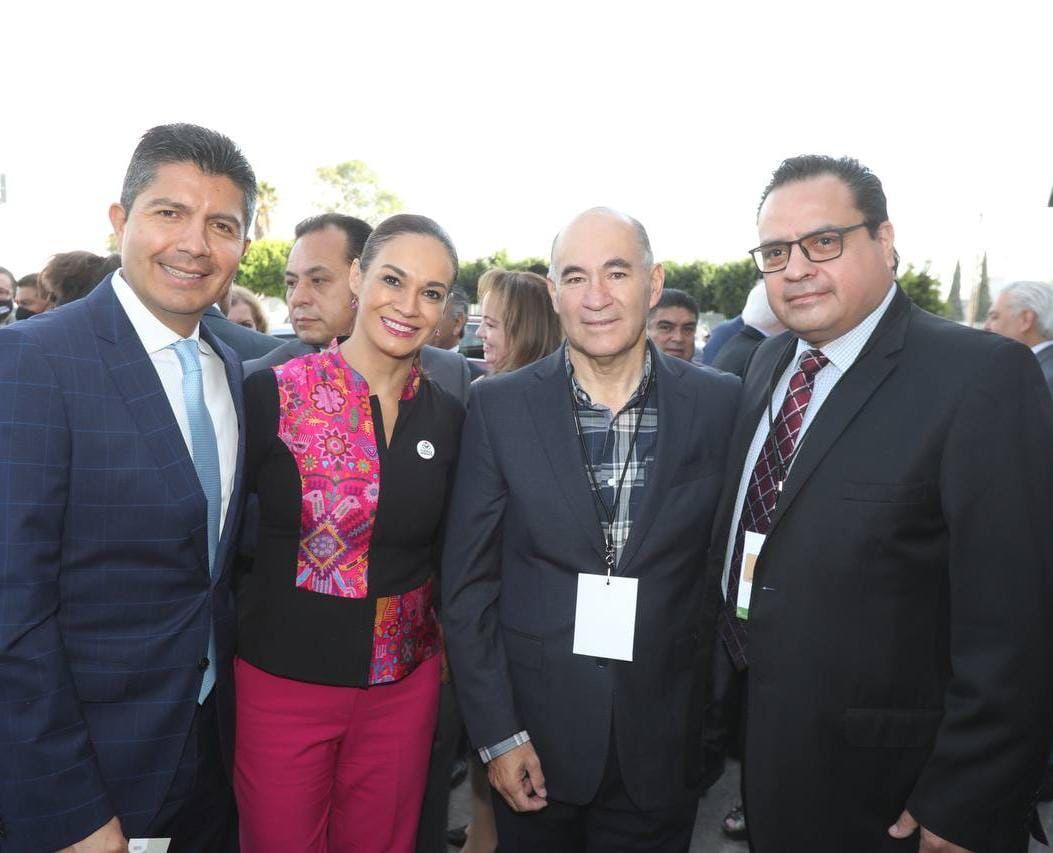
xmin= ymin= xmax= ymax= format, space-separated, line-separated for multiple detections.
xmin=245 ymin=213 xmax=470 ymax=401
xmin=985 ymin=280 xmax=1053 ymax=398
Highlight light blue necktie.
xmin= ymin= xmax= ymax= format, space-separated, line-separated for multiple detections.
xmin=172 ymin=338 xmax=222 ymax=703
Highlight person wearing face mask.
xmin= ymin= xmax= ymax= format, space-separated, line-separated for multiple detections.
xmin=14 ymin=273 xmax=50 ymax=320
xmin=0 ymin=266 xmax=16 ymax=325
xmin=235 ymin=214 xmax=465 ymax=853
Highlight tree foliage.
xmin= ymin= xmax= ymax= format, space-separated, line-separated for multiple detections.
xmin=314 ymin=161 xmax=403 ymax=225
xmin=238 ymin=239 xmax=292 ymax=298
xmin=898 ymin=264 xmax=945 ymax=316
xmin=455 ymin=250 xmax=548 ymax=303
xmin=945 ymin=260 xmax=964 ymax=321
xmin=973 ymin=253 xmax=991 ymax=324
xmin=255 ymin=181 xmax=279 ymax=240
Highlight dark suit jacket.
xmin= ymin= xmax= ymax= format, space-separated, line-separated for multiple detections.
xmin=442 ymin=346 xmax=740 ymax=810
xmin=0 ymin=278 xmax=246 ymax=851
xmin=706 ymin=288 xmax=1053 ymax=852
xmin=710 ymin=324 xmax=766 ymax=378
xmin=244 ymin=338 xmax=471 ymax=405
xmin=1036 ymin=343 xmax=1053 ymax=399
xmin=700 ymin=314 xmax=744 ymax=365
xmin=201 ymin=304 xmax=283 ymax=361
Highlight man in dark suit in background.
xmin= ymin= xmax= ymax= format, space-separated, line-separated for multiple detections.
xmin=0 ymin=124 xmax=253 ymax=851
xmin=202 ymin=298 xmax=282 ymax=361
xmin=443 ymin=207 xmax=739 ymax=851
xmin=710 ymin=155 xmax=1053 ymax=852
xmin=245 ymin=213 xmax=470 ymax=401
xmin=984 ymin=279 xmax=1053 ymax=398
xmin=710 ymin=280 xmax=785 ymax=379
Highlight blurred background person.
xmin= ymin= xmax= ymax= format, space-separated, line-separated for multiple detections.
xmin=228 ymin=284 xmax=269 ymax=332
xmin=14 ymin=273 xmax=50 ymax=320
xmin=442 ymin=266 xmax=561 ymax=853
xmin=236 ymin=215 xmax=464 ymax=853
xmin=646 ymin=288 xmax=699 ymax=362
xmin=433 ymin=284 xmax=469 ymax=351
xmin=711 ymin=280 xmax=786 ymax=378
xmin=39 ymin=250 xmax=121 ymax=307
xmin=984 ymin=280 xmax=1053 ymax=398
xmin=476 ymin=268 xmax=562 ymax=376
xmin=0 ymin=266 xmax=16 ymax=326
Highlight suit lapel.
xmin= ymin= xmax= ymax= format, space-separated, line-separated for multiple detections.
xmin=200 ymin=321 xmax=245 ymax=585
xmin=88 ymin=278 xmax=210 ymax=573
xmin=766 ymin=289 xmax=912 ymax=536
xmin=708 ymin=333 xmax=796 ymax=562
xmin=617 ymin=349 xmax=691 ymax=574
xmin=525 ymin=350 xmax=607 ymax=562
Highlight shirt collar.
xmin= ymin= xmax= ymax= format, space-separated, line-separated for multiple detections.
xmin=112 ymin=268 xmax=206 ymax=355
xmin=1032 ymin=340 xmax=1053 ymax=355
xmin=564 ymin=341 xmax=654 ymax=410
xmin=794 ymin=281 xmax=897 ymax=372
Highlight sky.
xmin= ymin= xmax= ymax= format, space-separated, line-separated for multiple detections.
xmin=2 ymin=1 xmax=1051 ymax=304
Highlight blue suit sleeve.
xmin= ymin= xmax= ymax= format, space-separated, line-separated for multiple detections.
xmin=0 ymin=331 xmax=114 ymax=851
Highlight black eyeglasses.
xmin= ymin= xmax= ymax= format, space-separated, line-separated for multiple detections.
xmin=749 ymin=222 xmax=871 ymax=273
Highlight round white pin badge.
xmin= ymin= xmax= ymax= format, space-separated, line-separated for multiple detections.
xmin=417 ymin=440 xmax=435 ymax=460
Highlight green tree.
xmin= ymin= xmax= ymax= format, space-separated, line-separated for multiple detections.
xmin=454 ymin=251 xmax=549 ymax=303
xmin=898 ymin=264 xmax=945 ymax=315
xmin=708 ymin=258 xmax=757 ymax=317
xmin=945 ymin=260 xmax=964 ymax=321
xmin=238 ymin=239 xmax=292 ymax=298
xmin=254 ymin=181 xmax=279 ymax=240
xmin=662 ymin=260 xmax=715 ymax=311
xmin=973 ymin=253 xmax=991 ymax=324
xmin=314 ymin=161 xmax=403 ymax=225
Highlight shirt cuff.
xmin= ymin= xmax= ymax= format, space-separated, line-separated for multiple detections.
xmin=478 ymin=730 xmax=531 ymax=763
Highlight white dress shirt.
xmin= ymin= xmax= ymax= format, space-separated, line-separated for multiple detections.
xmin=1032 ymin=340 xmax=1053 ymax=356
xmin=112 ymin=269 xmax=238 ymax=539
xmin=721 ymin=283 xmax=897 ymax=595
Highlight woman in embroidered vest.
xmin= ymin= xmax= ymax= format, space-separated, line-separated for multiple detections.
xmin=235 ymin=214 xmax=464 ymax=852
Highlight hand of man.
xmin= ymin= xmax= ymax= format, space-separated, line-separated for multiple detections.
xmin=487 ymin=742 xmax=548 ymax=813
xmin=888 ymin=810 xmax=972 ymax=852
xmin=60 ymin=816 xmax=128 ymax=852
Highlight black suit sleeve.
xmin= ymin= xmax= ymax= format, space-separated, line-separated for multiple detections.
xmin=440 ymin=382 xmax=522 ymax=750
xmin=907 ymin=339 xmax=1053 ymax=848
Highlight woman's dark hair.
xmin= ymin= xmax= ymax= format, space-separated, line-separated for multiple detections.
xmin=43 ymin=251 xmax=122 ymax=306
xmin=358 ymin=214 xmax=458 ymax=282
xmin=478 ymin=268 xmax=563 ymax=373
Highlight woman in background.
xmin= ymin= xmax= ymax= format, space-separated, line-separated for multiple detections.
xmin=449 ymin=267 xmax=561 ymax=853
xmin=476 ymin=268 xmax=562 ymax=376
xmin=236 ymin=214 xmax=463 ymax=853
xmin=228 ymin=284 xmax=268 ymax=332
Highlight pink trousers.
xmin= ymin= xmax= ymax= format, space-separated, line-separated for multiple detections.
xmin=234 ymin=655 xmax=440 ymax=853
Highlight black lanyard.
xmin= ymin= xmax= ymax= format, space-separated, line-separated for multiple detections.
xmin=569 ymin=367 xmax=655 ymax=579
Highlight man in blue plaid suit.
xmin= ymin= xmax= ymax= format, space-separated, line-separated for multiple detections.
xmin=0 ymin=124 xmax=254 ymax=852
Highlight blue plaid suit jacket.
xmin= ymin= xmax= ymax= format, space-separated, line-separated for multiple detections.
xmin=0 ymin=276 xmax=245 ymax=851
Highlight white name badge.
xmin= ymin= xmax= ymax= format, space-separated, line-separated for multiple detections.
xmin=736 ymin=531 xmax=766 ymax=620
xmin=573 ymin=573 xmax=638 ymax=662
xmin=129 ymin=840 xmax=171 ymax=853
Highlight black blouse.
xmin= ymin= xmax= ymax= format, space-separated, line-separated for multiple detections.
xmin=238 ymin=350 xmax=464 ymax=687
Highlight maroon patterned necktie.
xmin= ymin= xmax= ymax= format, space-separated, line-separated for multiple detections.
xmin=719 ymin=348 xmax=829 ymax=670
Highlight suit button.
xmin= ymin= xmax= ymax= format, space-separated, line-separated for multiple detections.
xmin=198 ymin=657 xmax=210 ymax=672
xmin=595 ymin=658 xmax=609 ymax=668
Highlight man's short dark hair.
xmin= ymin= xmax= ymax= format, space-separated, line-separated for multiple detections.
xmin=120 ymin=123 xmax=258 ymax=230
xmin=649 ymin=288 xmax=699 ymax=319
xmin=758 ymin=155 xmax=897 ymax=270
xmin=294 ymin=213 xmax=373 ymax=265
xmin=16 ymin=274 xmax=40 ymax=293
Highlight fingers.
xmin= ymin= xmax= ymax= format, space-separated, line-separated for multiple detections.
xmin=888 ymin=808 xmax=919 ymax=839
xmin=488 ymin=747 xmax=548 ymax=813
xmin=525 ymin=752 xmax=547 ymax=800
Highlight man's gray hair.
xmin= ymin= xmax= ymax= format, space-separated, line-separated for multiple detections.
xmin=1000 ymin=280 xmax=1053 ymax=339
xmin=549 ymin=207 xmax=654 ymax=280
